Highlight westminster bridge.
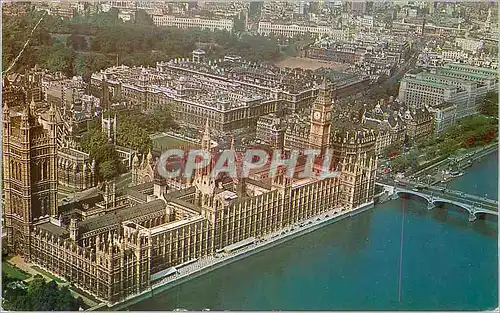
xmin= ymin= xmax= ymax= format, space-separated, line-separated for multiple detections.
xmin=376 ymin=180 xmax=498 ymax=222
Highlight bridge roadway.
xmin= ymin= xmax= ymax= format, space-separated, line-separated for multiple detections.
xmin=376 ymin=180 xmax=498 ymax=222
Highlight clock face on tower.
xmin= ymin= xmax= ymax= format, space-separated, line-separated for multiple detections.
xmin=314 ymin=111 xmax=321 ymax=120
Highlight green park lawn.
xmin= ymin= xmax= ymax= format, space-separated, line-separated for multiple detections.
xmin=152 ymin=134 xmax=193 ymax=150
xmin=2 ymin=262 xmax=30 ymax=280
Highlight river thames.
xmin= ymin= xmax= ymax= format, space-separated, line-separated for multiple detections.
xmin=130 ymin=151 xmax=498 ymax=311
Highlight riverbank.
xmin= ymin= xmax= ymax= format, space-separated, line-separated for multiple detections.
xmin=108 ymin=201 xmax=374 ymax=311
xmin=411 ymin=143 xmax=498 ymax=186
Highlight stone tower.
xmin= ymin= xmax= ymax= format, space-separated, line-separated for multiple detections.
xmin=195 ymin=119 xmax=219 ymax=253
xmin=194 ymin=119 xmax=216 ymax=196
xmin=101 ymin=113 xmax=117 ymax=144
xmin=331 ymin=129 xmax=377 ymax=209
xmin=309 ymin=77 xmax=335 ymax=153
xmin=131 ymin=153 xmax=141 ymax=185
xmin=2 ymin=100 xmax=58 ymax=257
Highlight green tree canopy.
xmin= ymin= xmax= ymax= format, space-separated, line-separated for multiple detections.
xmin=4 ymin=10 xmax=286 ymax=75
xmin=479 ymin=91 xmax=498 ymax=118
xmin=80 ymin=129 xmax=121 ymax=180
xmin=3 ymin=274 xmax=84 ymax=311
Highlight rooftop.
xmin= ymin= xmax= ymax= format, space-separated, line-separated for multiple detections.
xmin=37 ymin=222 xmax=69 ymax=237
xmin=78 ymin=199 xmax=166 ymax=233
xmin=150 ymin=215 xmax=204 ymax=235
xmin=445 ymin=63 xmax=498 ymax=75
xmin=402 ymin=77 xmax=456 ymax=90
xmin=437 ymin=68 xmax=495 ymax=80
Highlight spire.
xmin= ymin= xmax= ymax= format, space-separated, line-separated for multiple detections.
xmin=21 ymin=104 xmax=30 ymax=122
xmin=3 ymin=101 xmax=9 ymax=115
xmin=3 ymin=76 xmax=10 ymax=88
xmin=132 ymin=153 xmax=140 ymax=167
xmin=49 ymin=101 xmax=56 ymax=123
xmin=230 ymin=136 xmax=235 ymax=151
xmin=201 ymin=119 xmax=211 ymax=151
xmin=146 ymin=149 xmax=153 ymax=165
xmin=3 ymin=102 xmax=11 ymax=126
xmin=203 ymin=118 xmax=210 ymax=139
xmin=30 ymin=94 xmax=36 ymax=110
xmin=140 ymin=155 xmax=145 ymax=168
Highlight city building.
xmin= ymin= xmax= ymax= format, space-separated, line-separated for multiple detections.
xmin=151 ymin=15 xmax=234 ymax=32
xmin=413 ymin=72 xmax=485 ymax=118
xmin=256 ymin=113 xmax=285 ymax=148
xmin=4 ymin=87 xmax=377 ymax=305
xmin=257 ymin=21 xmax=348 ymax=40
xmin=398 ymin=76 xmax=459 ymax=109
xmin=364 ymin=100 xmax=406 ymax=155
xmin=349 ymin=1 xmax=367 ymax=15
xmin=401 ymin=106 xmax=434 ymax=141
xmin=91 ymin=54 xmax=327 ymax=135
xmin=399 ymin=62 xmax=498 ymax=133
xmin=57 ymin=148 xmax=97 ymax=192
xmin=2 ymin=78 xmax=27 ymax=108
xmin=454 ymin=37 xmax=484 ymax=54
xmin=427 ymin=103 xmax=456 ymax=135
xmin=434 ymin=67 xmax=498 ymax=91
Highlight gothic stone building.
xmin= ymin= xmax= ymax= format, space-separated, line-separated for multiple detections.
xmin=3 ymin=102 xmax=58 ymax=256
xmin=3 ymin=91 xmax=377 ymax=305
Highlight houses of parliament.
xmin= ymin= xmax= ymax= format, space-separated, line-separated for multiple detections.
xmin=2 ymin=78 xmax=377 ymax=304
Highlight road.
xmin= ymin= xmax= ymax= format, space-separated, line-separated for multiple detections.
xmin=367 ymin=47 xmax=420 ymax=96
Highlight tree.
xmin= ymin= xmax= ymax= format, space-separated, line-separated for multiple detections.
xmin=382 ymin=143 xmax=401 ymax=159
xmin=80 ymin=128 xmax=108 ymax=155
xmin=479 ymin=91 xmax=498 ymax=118
xmin=151 ymin=107 xmax=177 ymax=130
xmin=4 ymin=10 xmax=287 ymax=76
xmin=80 ymin=129 xmax=121 ymax=180
xmin=41 ymin=42 xmax=75 ymax=76
xmin=233 ymin=16 xmax=246 ymax=33
xmin=99 ymin=160 xmax=120 ymax=181
xmin=74 ymin=53 xmax=111 ymax=81
xmin=3 ymin=274 xmax=83 ymax=311
xmin=390 ymin=155 xmax=407 ymax=173
xmin=66 ymin=33 xmax=88 ymax=51
xmin=135 ymin=9 xmax=154 ymax=26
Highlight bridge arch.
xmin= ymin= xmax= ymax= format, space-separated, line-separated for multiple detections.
xmin=473 ymin=210 xmax=498 ymax=219
xmin=395 ymin=190 xmax=431 ymax=203
xmin=432 ymin=199 xmax=473 ymax=215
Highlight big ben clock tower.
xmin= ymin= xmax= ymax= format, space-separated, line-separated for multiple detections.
xmin=309 ymin=77 xmax=334 ymax=152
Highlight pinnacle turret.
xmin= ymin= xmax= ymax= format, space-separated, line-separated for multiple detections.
xmin=201 ymin=118 xmax=211 ymax=151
